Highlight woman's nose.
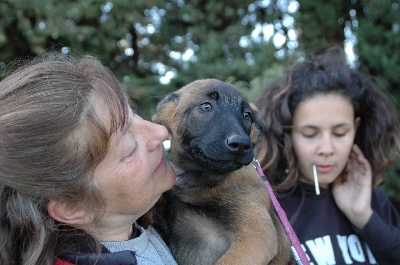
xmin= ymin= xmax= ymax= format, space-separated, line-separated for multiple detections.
xmin=145 ymin=120 xmax=169 ymax=151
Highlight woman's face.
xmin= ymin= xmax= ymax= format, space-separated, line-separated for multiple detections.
xmin=291 ymin=93 xmax=359 ymax=188
xmin=94 ymin=106 xmax=176 ymax=232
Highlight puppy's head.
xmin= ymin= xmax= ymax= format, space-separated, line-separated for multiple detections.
xmin=153 ymin=79 xmax=264 ymax=173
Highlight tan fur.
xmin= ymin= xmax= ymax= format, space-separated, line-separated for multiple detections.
xmin=153 ymin=79 xmax=294 ymax=265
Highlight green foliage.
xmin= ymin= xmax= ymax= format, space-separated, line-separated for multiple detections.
xmin=355 ymin=0 xmax=400 ymax=209
xmin=231 ymin=62 xmax=286 ymax=103
xmin=297 ymin=0 xmax=345 ymax=52
xmin=356 ymin=0 xmax=400 ymax=94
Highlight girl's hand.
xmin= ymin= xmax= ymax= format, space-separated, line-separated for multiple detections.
xmin=332 ymin=144 xmax=373 ymax=229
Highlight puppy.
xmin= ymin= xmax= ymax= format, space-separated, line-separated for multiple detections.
xmin=152 ymin=79 xmax=294 ymax=265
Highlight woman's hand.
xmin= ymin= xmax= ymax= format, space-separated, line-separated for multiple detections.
xmin=332 ymin=144 xmax=373 ymax=229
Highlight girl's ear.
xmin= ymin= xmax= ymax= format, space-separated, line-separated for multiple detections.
xmin=355 ymin=117 xmax=361 ymax=130
xmin=47 ymin=200 xmax=94 ymax=225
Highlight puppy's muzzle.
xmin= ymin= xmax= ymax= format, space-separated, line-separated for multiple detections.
xmin=226 ymin=135 xmax=251 ymax=156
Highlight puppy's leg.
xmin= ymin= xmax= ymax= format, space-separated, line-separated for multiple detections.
xmin=214 ymin=166 xmax=294 ymax=265
xmin=269 ymin=212 xmax=296 ymax=265
xmin=215 ymin=195 xmax=279 ymax=265
xmin=169 ymin=211 xmax=232 ymax=265
xmin=216 ymin=179 xmax=278 ymax=265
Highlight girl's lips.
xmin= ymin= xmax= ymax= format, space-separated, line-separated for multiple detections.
xmin=316 ymin=165 xmax=333 ymax=173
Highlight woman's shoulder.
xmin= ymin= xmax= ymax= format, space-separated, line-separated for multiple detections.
xmin=132 ymin=224 xmax=178 ymax=265
xmin=54 ymin=258 xmax=76 ymax=265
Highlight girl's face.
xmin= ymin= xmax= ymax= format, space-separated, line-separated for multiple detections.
xmin=291 ymin=93 xmax=359 ymax=188
xmin=93 ymin=107 xmax=176 ymax=238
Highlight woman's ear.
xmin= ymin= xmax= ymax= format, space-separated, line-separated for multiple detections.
xmin=47 ymin=200 xmax=94 ymax=225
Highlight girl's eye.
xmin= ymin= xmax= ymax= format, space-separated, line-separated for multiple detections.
xmin=243 ymin=111 xmax=251 ymax=120
xmin=333 ymin=126 xmax=351 ymax=137
xmin=333 ymin=132 xmax=347 ymax=137
xmin=302 ymin=133 xmax=316 ymax=138
xmin=199 ymin=102 xmax=212 ymax=112
xmin=300 ymin=129 xmax=317 ymax=138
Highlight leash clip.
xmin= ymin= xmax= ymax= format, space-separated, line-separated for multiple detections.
xmin=253 ymin=158 xmax=267 ymax=180
xmin=252 ymin=158 xmax=261 ymax=168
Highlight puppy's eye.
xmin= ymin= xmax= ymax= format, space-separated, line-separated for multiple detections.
xmin=199 ymin=102 xmax=212 ymax=112
xmin=243 ymin=111 xmax=251 ymax=120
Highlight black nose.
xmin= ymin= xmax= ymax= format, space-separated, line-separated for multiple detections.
xmin=226 ymin=135 xmax=251 ymax=155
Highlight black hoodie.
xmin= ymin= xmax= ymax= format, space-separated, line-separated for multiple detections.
xmin=278 ymin=181 xmax=400 ymax=265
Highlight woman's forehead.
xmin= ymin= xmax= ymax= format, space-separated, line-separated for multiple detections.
xmin=91 ymin=92 xmax=129 ymax=131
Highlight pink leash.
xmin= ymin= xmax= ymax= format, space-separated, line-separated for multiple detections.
xmin=253 ymin=159 xmax=310 ymax=265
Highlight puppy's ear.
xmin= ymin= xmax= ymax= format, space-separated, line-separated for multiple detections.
xmin=152 ymin=92 xmax=180 ymax=127
xmin=250 ymin=103 xmax=265 ymax=146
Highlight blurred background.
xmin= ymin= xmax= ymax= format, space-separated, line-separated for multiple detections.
xmin=1 ymin=0 xmax=399 ymax=208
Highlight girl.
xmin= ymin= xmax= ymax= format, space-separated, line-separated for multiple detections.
xmin=255 ymin=48 xmax=400 ymax=265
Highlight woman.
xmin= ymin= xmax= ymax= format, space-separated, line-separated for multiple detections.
xmin=255 ymin=48 xmax=400 ymax=264
xmin=0 ymin=54 xmax=177 ymax=265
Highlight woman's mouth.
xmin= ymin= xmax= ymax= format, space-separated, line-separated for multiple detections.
xmin=155 ymin=155 xmax=166 ymax=173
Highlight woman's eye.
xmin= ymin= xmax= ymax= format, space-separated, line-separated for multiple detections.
xmin=127 ymin=145 xmax=138 ymax=158
xmin=243 ymin=111 xmax=251 ymax=120
xmin=199 ymin=102 xmax=212 ymax=112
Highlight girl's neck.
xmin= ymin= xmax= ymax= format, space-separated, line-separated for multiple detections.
xmin=299 ymin=176 xmax=329 ymax=189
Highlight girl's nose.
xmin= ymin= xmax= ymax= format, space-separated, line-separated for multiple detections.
xmin=317 ymin=134 xmax=334 ymax=157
